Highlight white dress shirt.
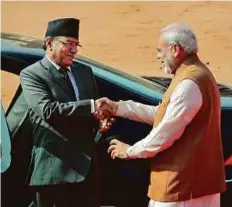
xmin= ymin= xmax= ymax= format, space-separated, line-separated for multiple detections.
xmin=46 ymin=56 xmax=95 ymax=112
xmin=116 ymin=79 xmax=219 ymax=206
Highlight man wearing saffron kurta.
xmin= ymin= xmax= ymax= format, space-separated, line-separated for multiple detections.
xmin=101 ymin=23 xmax=226 ymax=207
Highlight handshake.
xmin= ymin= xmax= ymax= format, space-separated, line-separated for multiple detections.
xmin=94 ymin=98 xmax=131 ymax=159
xmin=93 ymin=97 xmax=119 ymax=132
xmin=93 ymin=97 xmax=118 ymax=120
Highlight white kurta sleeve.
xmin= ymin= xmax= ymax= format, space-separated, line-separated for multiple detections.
xmin=116 ymin=100 xmax=159 ymax=125
xmin=125 ymin=79 xmax=203 ymax=159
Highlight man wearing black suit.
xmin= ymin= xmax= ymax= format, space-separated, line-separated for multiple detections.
xmin=20 ymin=18 xmax=110 ymax=207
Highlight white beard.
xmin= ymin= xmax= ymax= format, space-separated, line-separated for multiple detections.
xmin=163 ymin=61 xmax=173 ymax=75
xmin=163 ymin=50 xmax=174 ymax=75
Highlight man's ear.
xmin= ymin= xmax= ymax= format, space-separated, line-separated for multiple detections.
xmin=45 ymin=37 xmax=53 ymax=51
xmin=172 ymin=43 xmax=180 ymax=58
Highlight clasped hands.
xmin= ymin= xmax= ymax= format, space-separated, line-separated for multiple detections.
xmin=94 ymin=97 xmax=118 ymax=120
xmin=93 ymin=98 xmax=131 ymax=159
xmin=93 ymin=97 xmax=117 ymax=132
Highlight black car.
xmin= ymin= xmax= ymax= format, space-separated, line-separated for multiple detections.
xmin=1 ymin=33 xmax=232 ymax=207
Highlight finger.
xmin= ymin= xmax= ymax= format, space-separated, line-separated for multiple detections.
xmin=111 ymin=149 xmax=117 ymax=159
xmin=110 ymin=139 xmax=120 ymax=145
xmin=98 ymin=97 xmax=109 ymax=104
xmin=95 ymin=100 xmax=103 ymax=109
xmin=108 ymin=145 xmax=116 ymax=153
xmin=101 ymin=126 xmax=109 ymax=132
xmin=93 ymin=110 xmax=100 ymax=117
xmin=99 ymin=126 xmax=110 ymax=132
xmin=100 ymin=105 xmax=114 ymax=115
xmin=94 ymin=110 xmax=101 ymax=117
xmin=96 ymin=99 xmax=109 ymax=111
xmin=101 ymin=123 xmax=110 ymax=129
xmin=96 ymin=102 xmax=102 ymax=108
xmin=97 ymin=110 xmax=108 ymax=119
xmin=106 ymin=124 xmax=112 ymax=129
xmin=98 ymin=111 xmax=107 ymax=120
xmin=110 ymin=118 xmax=116 ymax=122
xmin=100 ymin=118 xmax=113 ymax=127
xmin=104 ymin=125 xmax=110 ymax=130
xmin=106 ymin=121 xmax=113 ymax=126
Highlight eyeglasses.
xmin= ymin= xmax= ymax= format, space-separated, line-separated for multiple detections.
xmin=54 ymin=39 xmax=82 ymax=48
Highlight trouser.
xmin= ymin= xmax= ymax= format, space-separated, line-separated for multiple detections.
xmin=31 ymin=158 xmax=100 ymax=207
xmin=148 ymin=193 xmax=220 ymax=207
xmin=33 ymin=183 xmax=99 ymax=207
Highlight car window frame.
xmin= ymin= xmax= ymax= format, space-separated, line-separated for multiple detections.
xmin=1 ymin=55 xmax=29 ymax=115
xmin=1 ymin=101 xmax=12 ymax=173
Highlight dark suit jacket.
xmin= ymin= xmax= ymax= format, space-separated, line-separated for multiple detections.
xmin=20 ymin=57 xmax=99 ymax=186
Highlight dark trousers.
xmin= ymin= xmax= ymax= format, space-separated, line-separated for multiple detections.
xmin=31 ymin=159 xmax=100 ymax=207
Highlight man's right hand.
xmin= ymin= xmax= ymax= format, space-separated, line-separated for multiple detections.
xmin=94 ymin=97 xmax=119 ymax=120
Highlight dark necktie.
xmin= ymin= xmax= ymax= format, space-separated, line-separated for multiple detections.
xmin=59 ymin=68 xmax=76 ymax=98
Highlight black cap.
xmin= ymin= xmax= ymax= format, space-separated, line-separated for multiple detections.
xmin=45 ymin=18 xmax=80 ymax=39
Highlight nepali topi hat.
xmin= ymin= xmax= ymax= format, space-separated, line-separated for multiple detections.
xmin=45 ymin=18 xmax=80 ymax=40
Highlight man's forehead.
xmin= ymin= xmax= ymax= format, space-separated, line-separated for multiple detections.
xmin=58 ymin=36 xmax=79 ymax=42
xmin=157 ymin=35 xmax=168 ymax=48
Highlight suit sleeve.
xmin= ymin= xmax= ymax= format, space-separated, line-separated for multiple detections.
xmin=90 ymin=68 xmax=100 ymax=100
xmin=20 ymin=67 xmax=93 ymax=127
xmin=89 ymin=68 xmax=101 ymax=130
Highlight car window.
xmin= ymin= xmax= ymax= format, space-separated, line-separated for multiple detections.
xmin=0 ymin=102 xmax=11 ymax=173
xmin=74 ymin=58 xmax=165 ymax=98
xmin=1 ymin=70 xmax=20 ymax=111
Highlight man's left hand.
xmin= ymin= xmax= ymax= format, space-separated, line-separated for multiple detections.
xmin=108 ymin=139 xmax=131 ymax=160
xmin=99 ymin=118 xmax=115 ymax=132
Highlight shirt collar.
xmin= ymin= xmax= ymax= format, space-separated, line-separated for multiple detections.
xmin=46 ymin=55 xmax=71 ymax=71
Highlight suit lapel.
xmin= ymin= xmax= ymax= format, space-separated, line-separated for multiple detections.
xmin=71 ymin=66 xmax=87 ymax=100
xmin=40 ymin=57 xmax=75 ymax=100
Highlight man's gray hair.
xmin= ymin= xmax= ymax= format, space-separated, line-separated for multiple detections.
xmin=160 ymin=23 xmax=198 ymax=54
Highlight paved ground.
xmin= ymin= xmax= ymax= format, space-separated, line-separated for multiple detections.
xmin=2 ymin=1 xmax=232 ymax=108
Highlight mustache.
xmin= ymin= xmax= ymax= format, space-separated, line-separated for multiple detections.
xmin=66 ymin=53 xmax=75 ymax=57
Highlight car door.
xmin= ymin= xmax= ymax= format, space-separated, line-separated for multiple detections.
xmin=93 ymin=75 xmax=161 ymax=207
xmin=1 ymin=55 xmax=34 ymax=207
xmin=1 ymin=102 xmax=12 ymax=173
